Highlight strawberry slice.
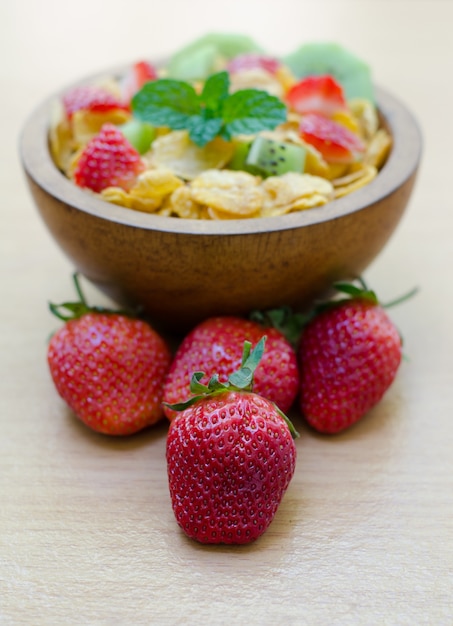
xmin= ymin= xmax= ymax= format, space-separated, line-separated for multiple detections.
xmin=73 ymin=123 xmax=145 ymax=192
xmin=62 ymin=85 xmax=129 ymax=119
xmin=227 ymin=53 xmax=281 ymax=75
xmin=287 ymin=75 xmax=347 ymax=117
xmin=121 ymin=60 xmax=157 ymax=103
xmin=299 ymin=113 xmax=366 ymax=163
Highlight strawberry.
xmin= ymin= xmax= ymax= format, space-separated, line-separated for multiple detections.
xmin=47 ymin=274 xmax=171 ymax=436
xmin=299 ymin=112 xmax=365 ymax=163
xmin=165 ymin=338 xmax=298 ymax=544
xmin=227 ymin=54 xmax=281 ymax=75
xmin=62 ymin=85 xmax=129 ymax=119
xmin=286 ymin=75 xmax=347 ymax=117
xmin=73 ymin=123 xmax=145 ymax=192
xmin=162 ymin=315 xmax=300 ymax=421
xmin=298 ymin=280 xmax=410 ymax=434
xmin=121 ymin=60 xmax=158 ymax=103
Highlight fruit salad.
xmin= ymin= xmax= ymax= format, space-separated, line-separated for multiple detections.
xmin=49 ymin=34 xmax=392 ymax=220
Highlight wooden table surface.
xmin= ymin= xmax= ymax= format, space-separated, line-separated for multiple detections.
xmin=2 ymin=1 xmax=452 ymax=624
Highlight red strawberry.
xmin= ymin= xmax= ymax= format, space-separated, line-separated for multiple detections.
xmin=162 ymin=315 xmax=300 ymax=421
xmin=47 ymin=274 xmax=171 ymax=436
xmin=298 ymin=281 xmax=406 ymax=434
xmin=286 ymin=75 xmax=347 ymax=117
xmin=121 ymin=60 xmax=158 ymax=103
xmin=227 ymin=54 xmax=281 ymax=75
xmin=62 ymin=85 xmax=129 ymax=119
xmin=73 ymin=123 xmax=145 ymax=192
xmin=166 ymin=338 xmax=298 ymax=544
xmin=299 ymin=112 xmax=365 ymax=163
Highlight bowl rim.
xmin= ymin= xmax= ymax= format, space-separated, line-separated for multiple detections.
xmin=20 ymin=65 xmax=423 ymax=236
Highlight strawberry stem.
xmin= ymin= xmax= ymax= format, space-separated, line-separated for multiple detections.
xmin=381 ymin=286 xmax=419 ymax=308
xmin=73 ymin=272 xmax=88 ymax=307
xmin=48 ymin=272 xmax=138 ymax=322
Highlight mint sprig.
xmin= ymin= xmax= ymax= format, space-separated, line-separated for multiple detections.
xmin=131 ymin=71 xmax=287 ymax=147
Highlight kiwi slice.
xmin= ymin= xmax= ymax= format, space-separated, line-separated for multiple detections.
xmin=228 ymin=139 xmax=262 ymax=175
xmin=167 ymin=32 xmax=263 ymax=81
xmin=245 ymin=136 xmax=306 ymax=177
xmin=283 ymin=42 xmax=374 ymax=102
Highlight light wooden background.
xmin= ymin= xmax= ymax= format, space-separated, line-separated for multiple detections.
xmin=1 ymin=1 xmax=452 ymax=624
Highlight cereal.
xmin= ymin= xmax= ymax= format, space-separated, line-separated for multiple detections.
xmin=49 ymin=102 xmax=74 ymax=173
xmin=160 ymin=185 xmax=203 ymax=219
xmin=50 ymin=46 xmax=392 ymax=220
xmin=349 ymin=98 xmax=379 ymax=140
xmin=190 ymin=169 xmax=264 ymax=216
xmin=149 ymin=131 xmax=234 ymax=180
xmin=101 ymin=169 xmax=183 ymax=213
xmin=262 ymin=172 xmax=333 ymax=216
xmin=364 ymin=129 xmax=392 ymax=169
xmin=71 ymin=109 xmax=130 ymax=147
xmin=333 ymin=165 xmax=378 ymax=198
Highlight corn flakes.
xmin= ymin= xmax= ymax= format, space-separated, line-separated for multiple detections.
xmin=189 ymin=169 xmax=264 ymax=217
xmin=149 ymin=131 xmax=234 ymax=180
xmin=261 ymin=172 xmax=334 ymax=216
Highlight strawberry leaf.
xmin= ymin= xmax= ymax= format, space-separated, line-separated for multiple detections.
xmin=189 ymin=371 xmax=210 ymax=394
xmin=333 ymin=281 xmax=378 ymax=304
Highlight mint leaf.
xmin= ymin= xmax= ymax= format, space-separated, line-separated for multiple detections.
xmin=187 ymin=115 xmax=223 ymax=146
xmin=131 ymin=74 xmax=288 ymax=147
xmin=221 ymin=89 xmax=287 ymax=138
xmin=132 ymin=79 xmax=201 ymax=129
xmin=200 ymin=71 xmax=230 ymax=112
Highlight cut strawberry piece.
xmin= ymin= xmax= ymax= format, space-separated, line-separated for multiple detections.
xmin=299 ymin=113 xmax=365 ymax=164
xmin=227 ymin=53 xmax=281 ymax=75
xmin=73 ymin=123 xmax=145 ymax=192
xmin=286 ymin=75 xmax=347 ymax=117
xmin=62 ymin=85 xmax=128 ymax=119
xmin=121 ymin=60 xmax=158 ymax=103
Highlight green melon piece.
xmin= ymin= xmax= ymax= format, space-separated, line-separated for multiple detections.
xmin=246 ymin=136 xmax=306 ymax=177
xmin=167 ymin=32 xmax=264 ymax=81
xmin=119 ymin=119 xmax=156 ymax=154
xmin=283 ymin=42 xmax=375 ymax=102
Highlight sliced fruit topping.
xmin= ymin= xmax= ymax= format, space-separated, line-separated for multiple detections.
xmin=73 ymin=123 xmax=145 ymax=192
xmin=121 ymin=60 xmax=157 ymax=103
xmin=283 ymin=42 xmax=375 ymax=102
xmin=227 ymin=138 xmax=260 ymax=174
xmin=299 ymin=113 xmax=365 ymax=164
xmin=286 ymin=75 xmax=347 ymax=117
xmin=227 ymin=53 xmax=281 ymax=75
xmin=62 ymin=85 xmax=128 ymax=119
xmin=167 ymin=32 xmax=263 ymax=81
xmin=245 ymin=136 xmax=306 ymax=177
xmin=119 ymin=118 xmax=156 ymax=154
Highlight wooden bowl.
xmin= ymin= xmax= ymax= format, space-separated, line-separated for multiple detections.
xmin=20 ymin=75 xmax=422 ymax=332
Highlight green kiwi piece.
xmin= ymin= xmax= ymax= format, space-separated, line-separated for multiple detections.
xmin=228 ymin=139 xmax=262 ymax=175
xmin=283 ymin=42 xmax=375 ymax=102
xmin=167 ymin=32 xmax=264 ymax=81
xmin=245 ymin=136 xmax=306 ymax=177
